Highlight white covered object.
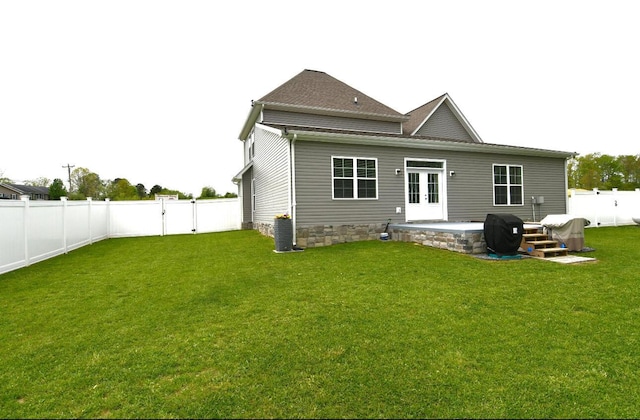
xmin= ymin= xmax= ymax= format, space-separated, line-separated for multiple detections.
xmin=540 ymin=214 xmax=576 ymax=228
xmin=540 ymin=214 xmax=587 ymax=252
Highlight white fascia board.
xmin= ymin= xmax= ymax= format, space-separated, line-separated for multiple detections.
xmin=410 ymin=95 xmax=447 ymax=136
xmin=287 ymin=130 xmax=575 ymax=159
xmin=410 ymin=94 xmax=483 ymax=143
xmin=238 ymin=103 xmax=264 ymax=140
xmin=232 ymin=162 xmax=254 ymax=183
xmin=441 ymin=94 xmax=483 ymax=143
xmin=0 ymin=183 xmax=22 ymax=194
xmin=255 ymin=122 xmax=285 ymax=136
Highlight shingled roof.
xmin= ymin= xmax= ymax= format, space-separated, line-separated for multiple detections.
xmin=256 ymin=69 xmax=408 ymax=121
xmin=403 ymin=94 xmax=447 ymax=135
xmin=0 ymin=183 xmax=49 ymax=199
xmin=403 ymin=93 xmax=483 ymax=142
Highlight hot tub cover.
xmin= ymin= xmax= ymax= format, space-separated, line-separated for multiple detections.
xmin=540 ymin=214 xmax=588 ymax=251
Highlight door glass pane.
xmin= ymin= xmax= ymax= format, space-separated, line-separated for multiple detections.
xmin=408 ymin=173 xmax=420 ymax=203
xmin=407 ymin=160 xmax=443 ymax=168
xmin=427 ymin=173 xmax=439 ymax=203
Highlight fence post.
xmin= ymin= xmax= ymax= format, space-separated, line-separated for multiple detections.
xmin=105 ymin=198 xmax=111 ymax=238
xmin=592 ymin=188 xmax=600 ymax=227
xmin=160 ymin=198 xmax=165 ymax=237
xmin=192 ymin=199 xmax=197 ymax=234
xmin=612 ymin=188 xmax=618 ymax=226
xmin=21 ymin=195 xmax=30 ymax=266
xmin=61 ymin=197 xmax=68 ymax=254
xmin=87 ymin=197 xmax=93 ymax=244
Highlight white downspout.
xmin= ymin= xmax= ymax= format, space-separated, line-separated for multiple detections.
xmin=290 ymin=134 xmax=298 ymax=245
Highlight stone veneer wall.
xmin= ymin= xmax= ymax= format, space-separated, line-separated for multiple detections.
xmin=390 ymin=227 xmax=486 ymax=254
xmin=255 ymin=222 xmax=387 ymax=248
xmin=254 ymin=221 xmax=486 ymax=253
xmin=255 ymin=221 xmax=275 ymax=239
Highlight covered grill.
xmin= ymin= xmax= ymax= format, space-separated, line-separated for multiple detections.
xmin=484 ymin=213 xmax=524 ymax=256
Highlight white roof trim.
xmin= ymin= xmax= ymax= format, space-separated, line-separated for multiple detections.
xmin=410 ymin=94 xmax=483 ymax=143
xmin=285 ymin=129 xmax=575 ymax=159
xmin=410 ymin=95 xmax=447 ymax=136
xmin=232 ymin=162 xmax=253 ymax=183
xmin=255 ymin=122 xmax=284 ymax=136
xmin=238 ymin=102 xmax=264 ymax=141
xmin=0 ymin=183 xmax=23 ymax=193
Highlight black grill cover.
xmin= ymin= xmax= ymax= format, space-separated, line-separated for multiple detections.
xmin=484 ymin=214 xmax=524 ymax=256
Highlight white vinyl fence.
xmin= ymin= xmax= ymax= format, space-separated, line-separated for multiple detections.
xmin=0 ymin=197 xmax=241 ymax=275
xmin=567 ymin=188 xmax=640 ymax=227
xmin=2 ymin=189 xmax=639 ymax=275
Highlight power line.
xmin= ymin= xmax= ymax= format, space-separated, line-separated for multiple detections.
xmin=62 ymin=164 xmax=75 ymax=191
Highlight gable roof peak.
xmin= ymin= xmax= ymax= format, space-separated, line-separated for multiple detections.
xmin=255 ymin=69 xmax=407 ymax=121
xmin=403 ymin=93 xmax=482 ymax=142
xmin=405 ymin=93 xmax=448 ymax=116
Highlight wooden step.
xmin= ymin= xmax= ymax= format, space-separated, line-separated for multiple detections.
xmin=523 ymin=225 xmax=543 ymax=234
xmin=529 ymin=247 xmax=569 ymax=258
xmin=522 ymin=233 xmax=548 ymax=240
xmin=526 ymin=240 xmax=558 ymax=248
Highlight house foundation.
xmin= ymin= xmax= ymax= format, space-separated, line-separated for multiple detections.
xmin=253 ymin=221 xmax=487 ymax=254
xmin=389 ymin=225 xmax=486 ymax=254
xmin=254 ymin=222 xmax=387 ymax=248
xmin=294 ymin=224 xmax=386 ymax=248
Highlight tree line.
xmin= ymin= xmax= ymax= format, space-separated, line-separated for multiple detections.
xmin=4 ymin=154 xmax=638 ymax=200
xmin=568 ymin=154 xmax=640 ymax=191
xmin=1 ymin=167 xmax=237 ymax=201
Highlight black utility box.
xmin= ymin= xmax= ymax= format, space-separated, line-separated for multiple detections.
xmin=484 ymin=214 xmax=524 ymax=256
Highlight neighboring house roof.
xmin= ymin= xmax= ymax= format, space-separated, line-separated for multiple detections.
xmin=0 ymin=183 xmax=50 ymax=196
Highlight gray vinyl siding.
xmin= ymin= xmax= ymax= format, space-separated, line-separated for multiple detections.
xmin=263 ymin=109 xmax=401 ymax=134
xmin=414 ymin=103 xmax=476 ymax=142
xmin=293 ymin=140 xmax=568 ymax=225
xmin=241 ymin=168 xmax=252 ymax=223
xmin=445 ymin=152 xmax=567 ymax=222
xmin=294 ymin=141 xmax=405 ymax=226
xmin=253 ymin=126 xmax=291 ymax=223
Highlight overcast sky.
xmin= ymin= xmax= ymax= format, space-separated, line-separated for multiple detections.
xmin=1 ymin=1 xmax=638 ymax=197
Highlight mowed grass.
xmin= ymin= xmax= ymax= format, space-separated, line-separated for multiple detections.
xmin=1 ymin=226 xmax=639 ymax=418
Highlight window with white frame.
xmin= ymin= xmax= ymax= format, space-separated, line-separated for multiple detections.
xmin=248 ymin=130 xmax=255 ymax=161
xmin=493 ymin=164 xmax=523 ymax=205
xmin=332 ymin=157 xmax=378 ymax=199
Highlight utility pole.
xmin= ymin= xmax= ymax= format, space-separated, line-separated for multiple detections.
xmin=62 ymin=163 xmax=75 ymax=191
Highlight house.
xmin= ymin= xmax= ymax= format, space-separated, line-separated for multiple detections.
xmin=233 ymin=69 xmax=575 ymax=248
xmin=0 ymin=183 xmax=50 ymax=200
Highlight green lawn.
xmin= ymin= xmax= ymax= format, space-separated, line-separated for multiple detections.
xmin=1 ymin=226 xmax=639 ymax=418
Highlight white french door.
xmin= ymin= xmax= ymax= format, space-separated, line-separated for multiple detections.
xmin=405 ymin=168 xmax=445 ymax=221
